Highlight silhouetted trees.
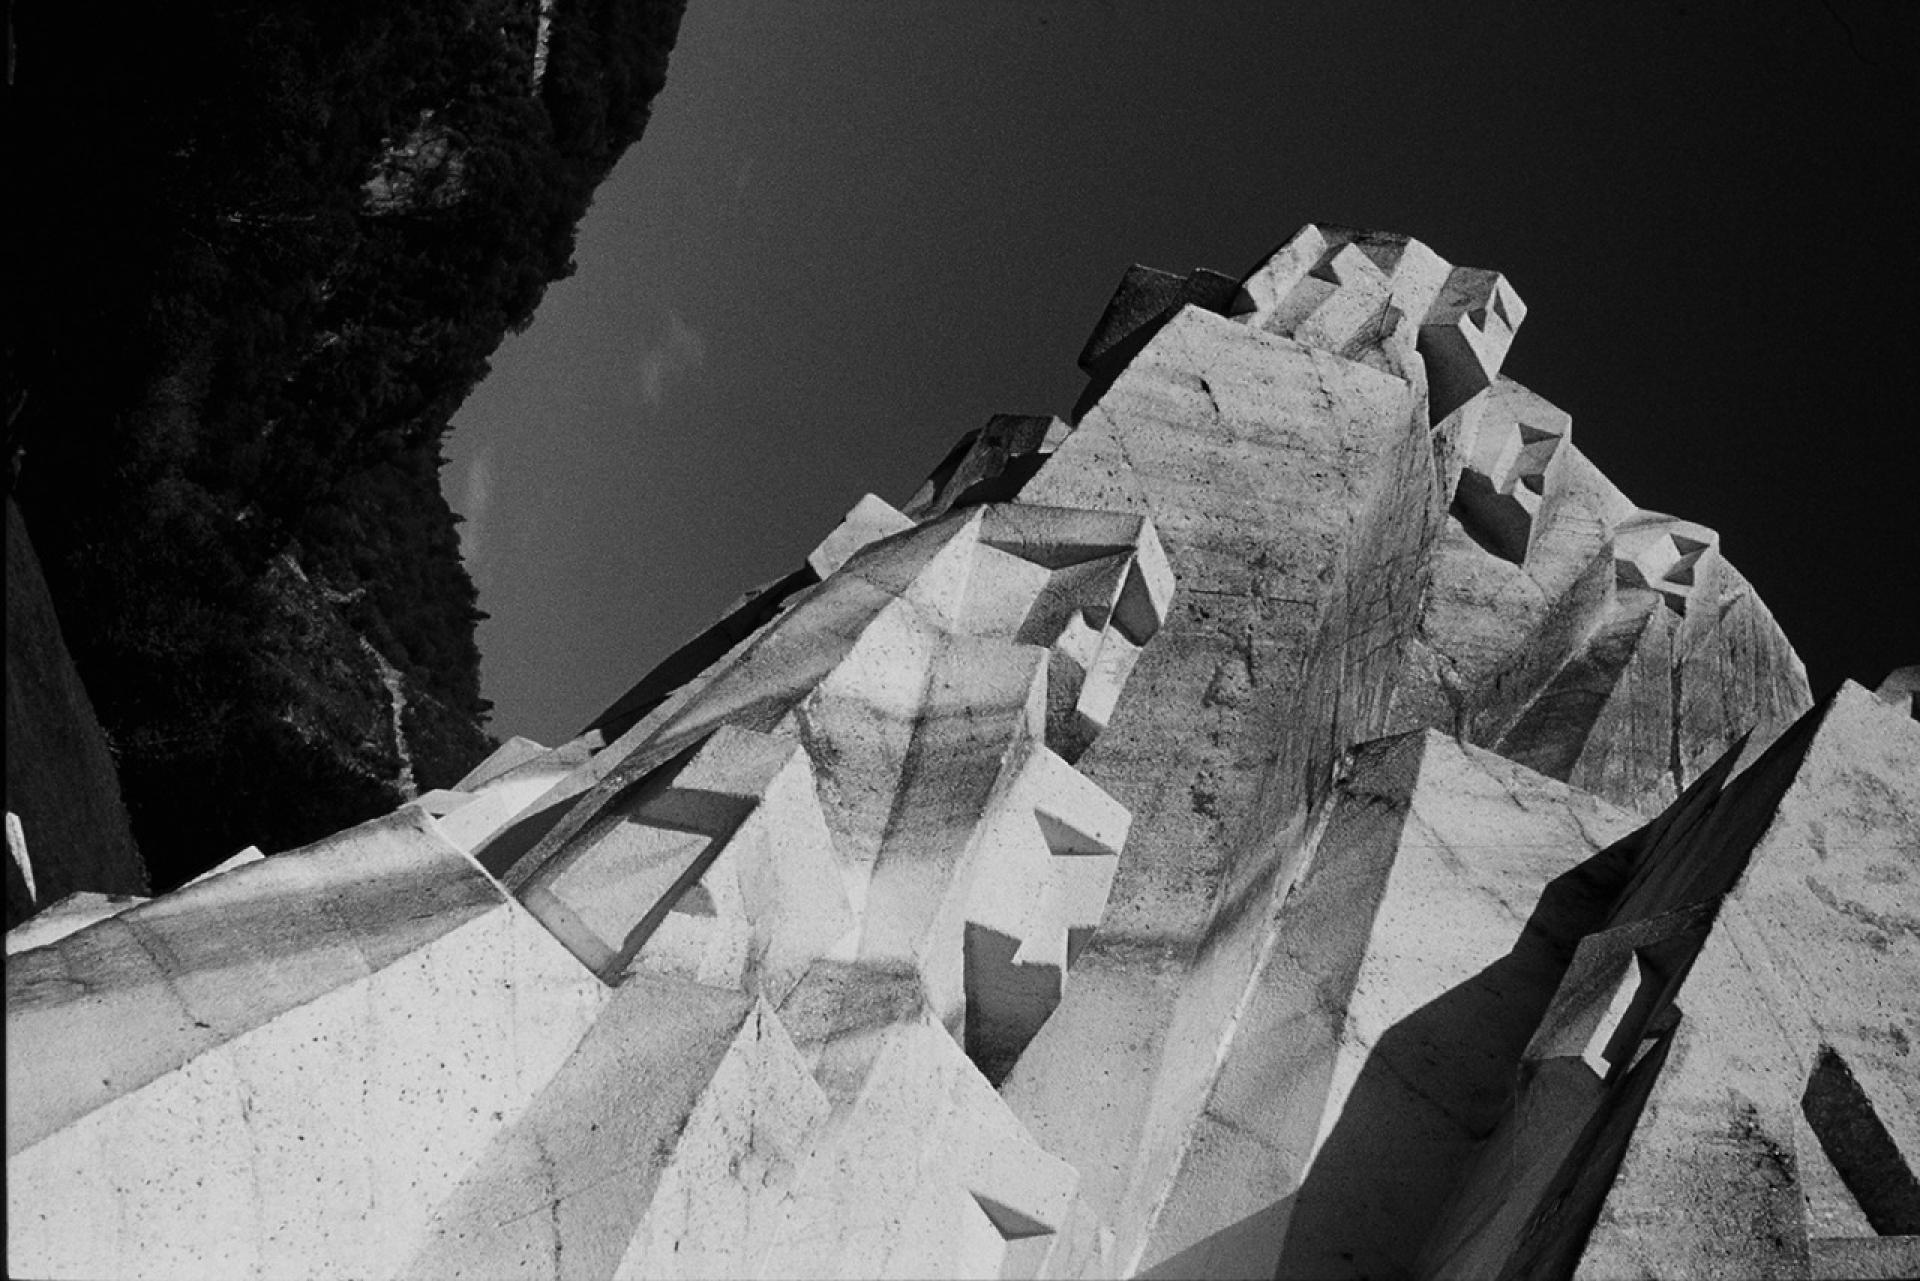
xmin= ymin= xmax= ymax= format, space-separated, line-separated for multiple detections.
xmin=5 ymin=0 xmax=686 ymax=888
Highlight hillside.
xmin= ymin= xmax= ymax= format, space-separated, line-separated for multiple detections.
xmin=3 ymin=0 xmax=687 ymax=890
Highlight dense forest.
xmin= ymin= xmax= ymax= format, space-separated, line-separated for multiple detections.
xmin=4 ymin=0 xmax=687 ymax=891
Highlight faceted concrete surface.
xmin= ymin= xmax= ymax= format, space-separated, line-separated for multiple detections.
xmin=8 ymin=225 xmax=1904 ymax=1280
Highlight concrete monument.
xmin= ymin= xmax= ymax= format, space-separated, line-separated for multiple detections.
xmin=8 ymin=225 xmax=1914 ymax=1280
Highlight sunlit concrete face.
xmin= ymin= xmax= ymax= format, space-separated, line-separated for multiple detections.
xmin=9 ymin=224 xmax=1912 ymax=1281
xmin=5 ymin=493 xmax=1172 ymax=1281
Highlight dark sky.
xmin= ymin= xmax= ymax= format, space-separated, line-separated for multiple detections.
xmin=447 ymin=0 xmax=1918 ymax=746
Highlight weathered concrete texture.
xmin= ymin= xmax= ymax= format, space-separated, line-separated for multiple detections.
xmin=3 ymin=887 xmax=149 ymax=956
xmin=1071 ymin=266 xmax=1249 ymax=418
xmin=403 ymin=980 xmax=827 ymax=1281
xmin=1576 ymin=682 xmax=1920 ymax=1279
xmin=1136 ymin=730 xmax=1642 ymax=1279
xmin=1385 ymin=376 xmax=1812 ymax=818
xmin=807 ymin=492 xmax=916 ymax=579
xmin=758 ymin=1013 xmax=1081 ymax=1279
xmin=6 ymin=491 xmax=1170 ymax=1279
xmin=1000 ymin=230 xmax=1520 ymax=1277
xmin=1419 ymin=682 xmax=1920 ymax=1281
xmin=7 ymin=810 xmax=610 ymax=1280
xmin=3 ymin=223 xmax=1895 ymax=1280
xmin=1497 ymin=545 xmax=1812 ymax=817
xmin=1877 ymin=664 xmax=1920 ymax=719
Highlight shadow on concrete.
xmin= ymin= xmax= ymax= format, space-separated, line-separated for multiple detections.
xmin=1137 ymin=1195 xmax=1297 ymax=1281
xmin=1138 ymin=825 xmax=1646 ymax=1281
xmin=1492 ymin=604 xmax=1653 ymax=783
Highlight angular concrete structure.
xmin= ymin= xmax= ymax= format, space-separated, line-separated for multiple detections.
xmin=8 ymin=225 xmax=1912 ymax=1280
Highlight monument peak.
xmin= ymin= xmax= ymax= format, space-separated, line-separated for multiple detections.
xmin=8 ymin=226 xmax=1914 ymax=1280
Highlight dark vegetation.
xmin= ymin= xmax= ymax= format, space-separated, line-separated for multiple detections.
xmin=6 ymin=498 xmax=147 ymax=926
xmin=4 ymin=0 xmax=687 ymax=891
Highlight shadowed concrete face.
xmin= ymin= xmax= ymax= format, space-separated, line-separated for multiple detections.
xmin=1419 ymin=264 xmax=1526 ymax=423
xmin=1422 ymin=683 xmax=1920 ymax=1281
xmin=1876 ymin=665 xmax=1920 ymax=720
xmin=1453 ymin=377 xmax=1572 ymax=566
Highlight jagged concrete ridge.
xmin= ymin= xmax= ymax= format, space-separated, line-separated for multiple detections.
xmin=7 ymin=224 xmax=1908 ymax=1281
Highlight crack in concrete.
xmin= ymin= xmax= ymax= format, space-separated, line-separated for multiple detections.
xmin=1667 ymin=639 xmax=1686 ymax=798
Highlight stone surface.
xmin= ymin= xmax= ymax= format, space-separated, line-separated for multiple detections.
xmin=1136 ymin=731 xmax=1643 ymax=1279
xmin=806 ymin=492 xmax=916 ymax=579
xmin=1419 ymin=681 xmax=1920 ymax=1281
xmin=7 ymin=224 xmax=1905 ymax=1280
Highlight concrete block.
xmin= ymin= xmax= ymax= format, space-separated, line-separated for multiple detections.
xmin=1236 ymin=225 xmax=1504 ymax=412
xmin=808 ymin=492 xmax=915 ymax=579
xmin=1007 ymin=299 xmax=1433 ymax=1273
xmin=1417 ymin=685 xmax=1919 ymax=1280
xmin=453 ymin=734 xmax=550 ymax=791
xmin=1454 ymin=377 xmax=1573 ymax=564
xmin=963 ymin=746 xmax=1126 ymax=1083
xmin=1613 ymin=511 xmax=1720 ymax=615
xmin=854 ymin=637 xmax=1049 ymax=995
xmin=1077 ymin=266 xmax=1247 ymax=379
xmin=4 ymin=889 xmax=149 ymax=956
xmin=1876 ymin=664 xmax=1920 ymax=719
xmin=1419 ymin=264 xmax=1526 ymax=422
xmin=906 ymin=414 xmax=1073 ymax=520
xmin=520 ymin=724 xmax=853 ymax=996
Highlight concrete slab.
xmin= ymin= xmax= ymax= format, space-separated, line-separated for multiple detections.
xmin=1876 ymin=664 xmax=1920 ymax=719
xmin=7 ymin=810 xmax=608 ymax=1280
xmin=401 ymin=979 xmax=828 ymax=1281
xmin=1414 ymin=684 xmax=1920 ymax=1280
xmin=808 ymin=492 xmax=916 ymax=579
xmin=4 ymin=889 xmax=149 ymax=955
xmin=1135 ymin=731 xmax=1641 ymax=1279
xmin=454 ymin=734 xmax=550 ymax=791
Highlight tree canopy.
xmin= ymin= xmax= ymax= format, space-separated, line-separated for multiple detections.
xmin=5 ymin=0 xmax=687 ymax=889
